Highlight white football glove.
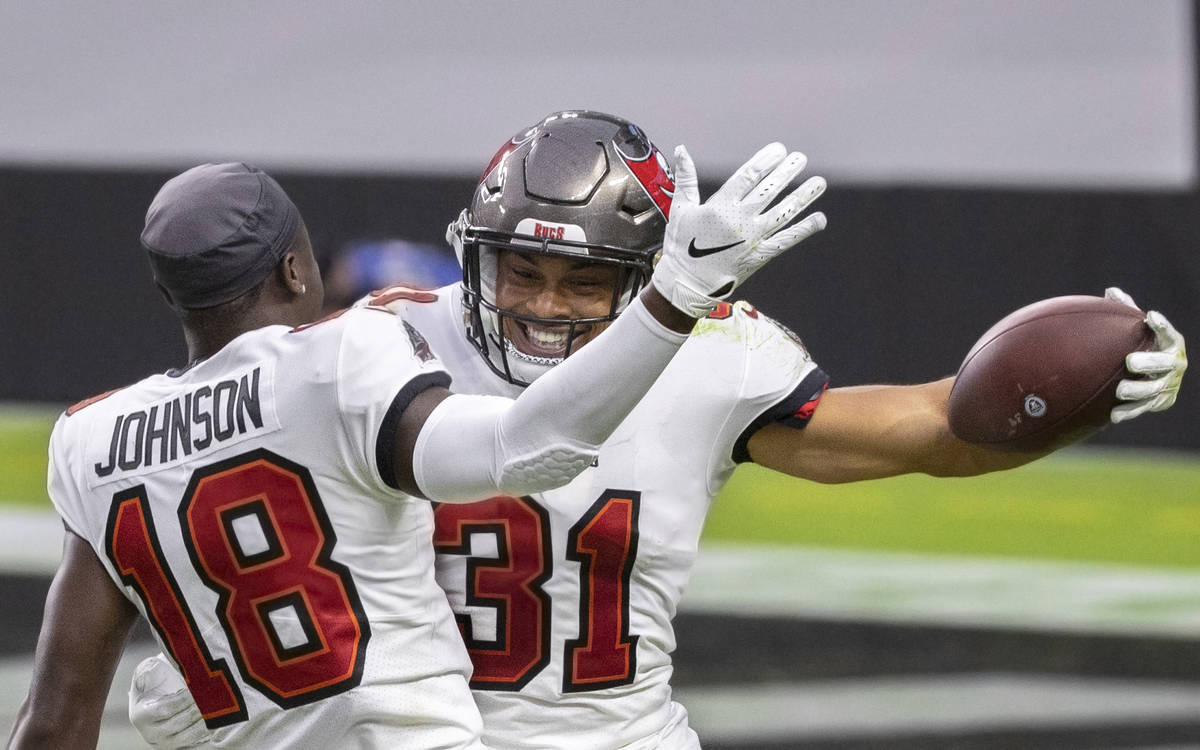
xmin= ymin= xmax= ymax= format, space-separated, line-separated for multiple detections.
xmin=1105 ymin=287 xmax=1187 ymax=424
xmin=651 ymin=143 xmax=827 ymax=317
xmin=128 ymin=653 xmax=212 ymax=749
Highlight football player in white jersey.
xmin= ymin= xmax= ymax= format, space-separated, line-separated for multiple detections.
xmin=11 ymin=150 xmax=829 ymax=749
xmin=128 ymin=112 xmax=1187 ymax=749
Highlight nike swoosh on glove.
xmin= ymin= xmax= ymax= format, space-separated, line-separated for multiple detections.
xmin=651 ymin=142 xmax=827 ymax=318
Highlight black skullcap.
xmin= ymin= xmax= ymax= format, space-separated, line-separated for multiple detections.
xmin=141 ymin=162 xmax=300 ymax=309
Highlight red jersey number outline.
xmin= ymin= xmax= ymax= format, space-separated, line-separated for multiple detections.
xmin=105 ymin=449 xmax=370 ymax=725
xmin=107 ymin=487 xmax=247 ymax=727
xmin=433 ymin=490 xmax=640 ymax=692
xmin=432 ymin=495 xmax=553 ymax=690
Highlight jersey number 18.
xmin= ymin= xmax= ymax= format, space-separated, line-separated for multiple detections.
xmin=104 ymin=449 xmax=369 ymax=728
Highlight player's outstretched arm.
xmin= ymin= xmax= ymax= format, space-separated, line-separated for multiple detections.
xmin=747 ymin=378 xmax=1041 ymax=482
xmin=399 ymin=143 xmax=827 ymax=501
xmin=747 ymin=296 xmax=1186 ymax=484
xmin=9 ymin=532 xmax=138 ymax=749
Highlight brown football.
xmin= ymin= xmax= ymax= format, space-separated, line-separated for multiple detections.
xmin=948 ymin=295 xmax=1154 ymax=452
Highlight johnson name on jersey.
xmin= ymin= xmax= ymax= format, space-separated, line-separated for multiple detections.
xmin=48 ymin=306 xmax=485 ymax=749
xmin=379 ymin=286 xmax=827 ymax=750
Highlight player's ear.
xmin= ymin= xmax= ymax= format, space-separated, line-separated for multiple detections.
xmin=278 ymin=252 xmax=305 ymax=297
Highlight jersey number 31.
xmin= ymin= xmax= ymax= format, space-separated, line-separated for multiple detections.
xmin=434 ymin=491 xmax=639 ymax=693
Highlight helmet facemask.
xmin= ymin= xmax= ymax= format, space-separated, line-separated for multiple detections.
xmin=455 ymin=219 xmax=651 ymax=386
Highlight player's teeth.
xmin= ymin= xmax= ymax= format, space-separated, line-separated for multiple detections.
xmin=528 ymin=328 xmax=569 ymax=349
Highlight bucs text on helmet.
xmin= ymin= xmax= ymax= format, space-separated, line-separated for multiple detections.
xmin=447 ymin=110 xmax=675 ymax=386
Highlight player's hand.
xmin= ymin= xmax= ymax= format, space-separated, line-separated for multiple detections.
xmin=1105 ymin=287 xmax=1187 ymax=423
xmin=360 ymin=285 xmax=438 ymax=311
xmin=128 ymin=653 xmax=211 ymax=749
xmin=651 ymin=143 xmax=827 ymax=317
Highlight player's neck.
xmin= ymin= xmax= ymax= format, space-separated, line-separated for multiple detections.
xmin=182 ymin=322 xmax=251 ymax=365
xmin=181 ymin=302 xmax=307 ymax=365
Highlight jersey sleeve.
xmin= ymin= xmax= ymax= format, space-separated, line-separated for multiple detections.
xmin=707 ymin=301 xmax=829 ymax=464
xmin=333 ymin=307 xmax=451 ymax=495
xmin=46 ymin=412 xmax=89 ymax=540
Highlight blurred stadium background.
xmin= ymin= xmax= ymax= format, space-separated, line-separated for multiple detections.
xmin=2 ymin=2 xmax=1199 ymax=747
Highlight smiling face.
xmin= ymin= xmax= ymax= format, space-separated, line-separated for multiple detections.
xmin=492 ymin=249 xmax=624 ymax=360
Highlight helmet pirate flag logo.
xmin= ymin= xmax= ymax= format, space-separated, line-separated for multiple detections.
xmin=614 ymin=130 xmax=675 ymax=220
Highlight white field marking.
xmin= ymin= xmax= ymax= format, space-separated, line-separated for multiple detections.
xmin=7 ymin=506 xmax=1200 ymax=635
xmin=687 ymin=543 xmax=1200 ymax=637
xmin=675 ymin=673 xmax=1200 ymax=743
xmin=0 ymin=509 xmax=63 ymax=574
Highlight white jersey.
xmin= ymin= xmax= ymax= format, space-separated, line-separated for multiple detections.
xmin=48 ymin=306 xmax=487 ymax=749
xmin=392 ymin=285 xmax=828 ymax=750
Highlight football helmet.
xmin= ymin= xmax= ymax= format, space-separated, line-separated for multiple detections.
xmin=448 ymin=110 xmax=675 ymax=386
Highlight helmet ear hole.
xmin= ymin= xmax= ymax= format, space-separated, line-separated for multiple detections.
xmin=446 ymin=209 xmax=470 ymax=267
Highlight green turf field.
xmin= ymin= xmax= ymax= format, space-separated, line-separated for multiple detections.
xmin=4 ymin=403 xmax=1199 ymax=568
xmin=712 ymin=453 xmax=1200 ymax=569
xmin=0 ymin=405 xmax=57 ymax=510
